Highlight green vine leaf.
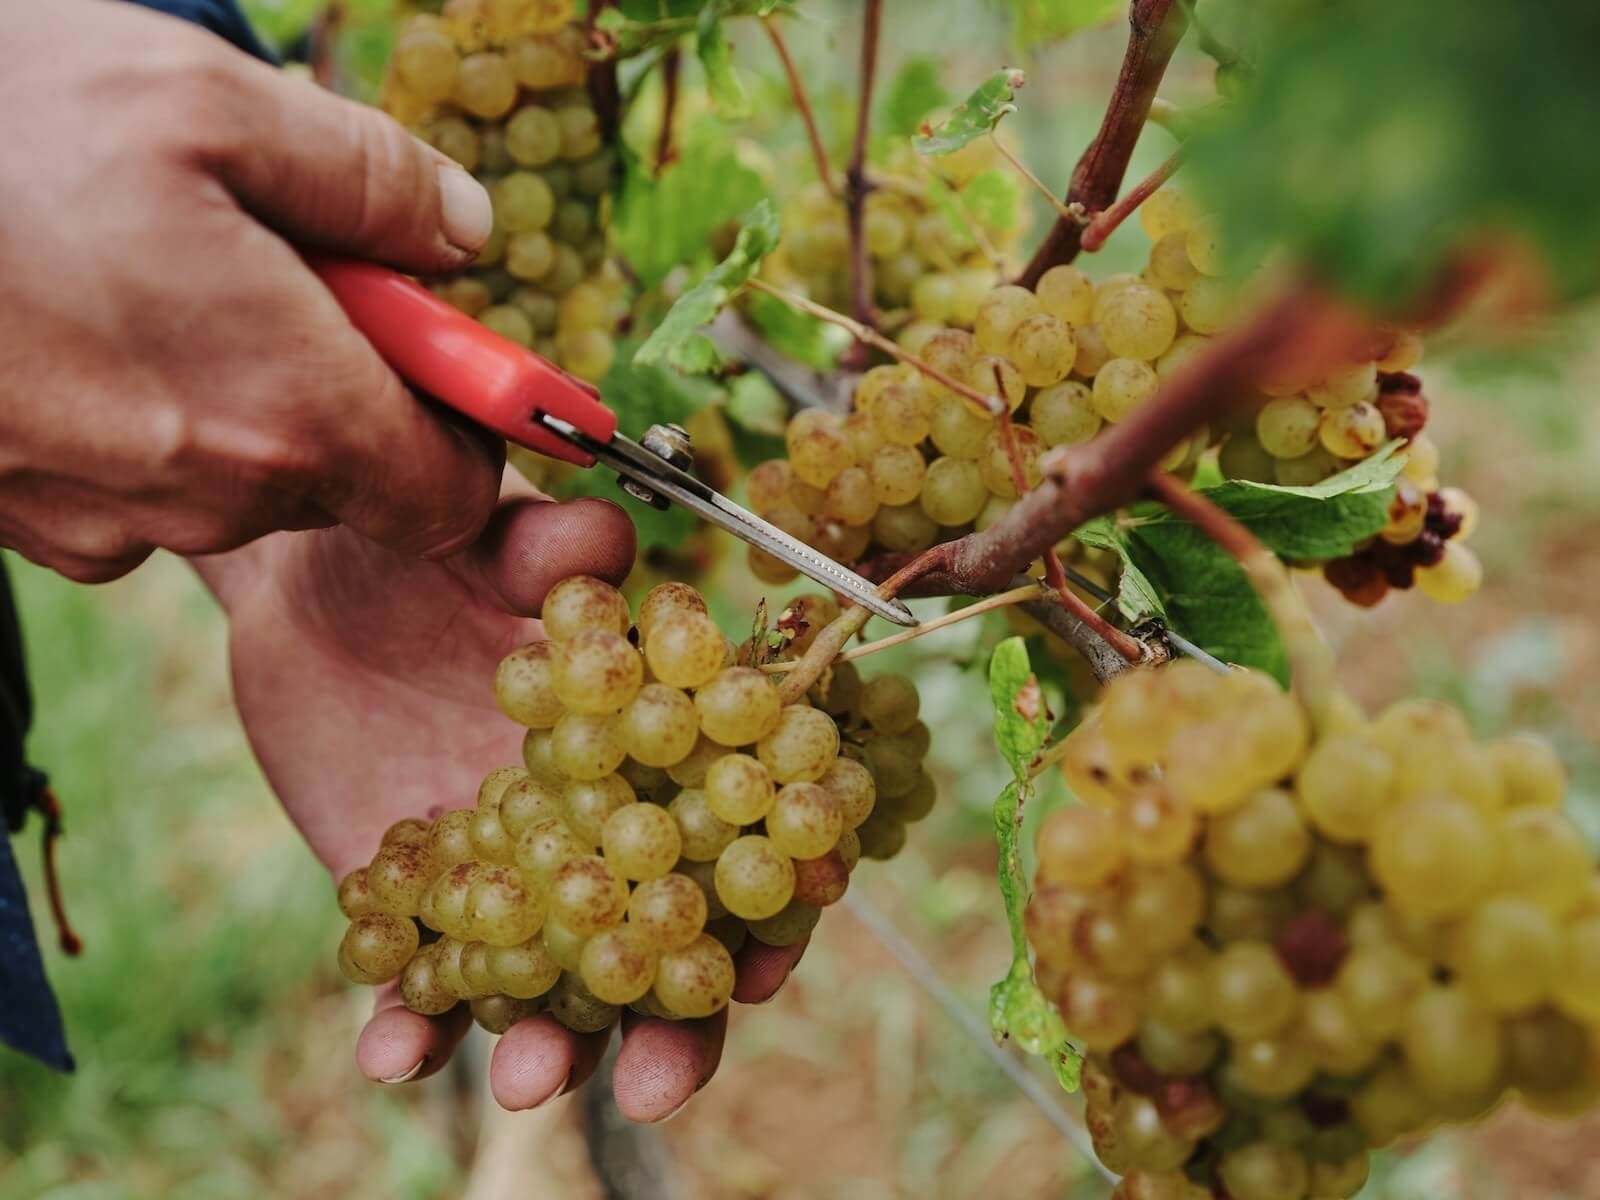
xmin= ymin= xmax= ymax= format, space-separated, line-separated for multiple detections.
xmin=879 ymin=56 xmax=952 ymax=141
xmin=1003 ymin=0 xmax=1124 ymax=52
xmin=634 ymin=199 xmax=781 ymax=373
xmin=1074 ymin=447 xmax=1406 ymax=681
xmin=696 ymin=8 xmax=751 ymax=119
xmin=913 ymin=68 xmax=1026 ymax=156
xmin=985 ymin=637 xmax=1081 ymax=1092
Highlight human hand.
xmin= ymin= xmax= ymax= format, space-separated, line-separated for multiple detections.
xmin=0 ymin=0 xmax=503 ymax=583
xmin=193 ymin=478 xmax=805 ymax=1120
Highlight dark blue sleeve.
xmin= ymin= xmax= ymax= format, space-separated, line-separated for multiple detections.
xmin=122 ymin=0 xmax=278 ymax=63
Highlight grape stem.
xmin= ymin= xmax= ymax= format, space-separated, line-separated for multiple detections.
xmin=1143 ymin=470 xmax=1341 ymax=723
xmin=745 ymin=278 xmax=1007 ymax=415
xmin=762 ymin=583 xmax=1047 ymax=675
xmin=654 ymin=45 xmax=681 ymax=173
xmin=845 ymin=0 xmax=885 ymax=348
xmin=1016 ymin=0 xmax=1189 ymax=287
xmin=761 ymin=17 xmax=839 ymax=199
xmin=1078 ymin=146 xmax=1185 ymax=253
xmin=989 ymin=136 xmax=1082 ymax=221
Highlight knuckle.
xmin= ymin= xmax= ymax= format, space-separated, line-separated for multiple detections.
xmin=157 ymin=52 xmax=250 ymax=156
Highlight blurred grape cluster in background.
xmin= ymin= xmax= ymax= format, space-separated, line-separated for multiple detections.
xmin=3 ymin=1 xmax=1600 ymax=1197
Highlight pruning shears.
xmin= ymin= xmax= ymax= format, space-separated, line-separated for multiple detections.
xmin=308 ymin=255 xmax=917 ymax=628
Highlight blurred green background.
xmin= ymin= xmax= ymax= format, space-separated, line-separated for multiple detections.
xmin=4 ymin=2 xmax=1600 ymax=1198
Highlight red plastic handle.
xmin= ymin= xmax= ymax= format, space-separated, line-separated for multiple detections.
xmin=306 ymin=253 xmax=615 ymax=467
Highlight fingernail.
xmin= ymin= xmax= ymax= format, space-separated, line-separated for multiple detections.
xmin=535 ymin=1070 xmax=575 ymax=1108
xmin=658 ymin=1098 xmax=692 ymax=1123
xmin=380 ymin=1059 xmax=426 ymax=1084
xmin=437 ymin=165 xmax=494 ymax=253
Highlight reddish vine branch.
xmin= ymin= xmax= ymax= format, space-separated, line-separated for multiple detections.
xmin=655 ymin=46 xmax=681 ymax=173
xmin=1016 ymin=0 xmax=1189 ymax=287
xmin=762 ymin=18 xmax=838 ymax=198
xmin=1079 ymin=147 xmax=1184 ymax=252
xmin=845 ymin=0 xmax=884 ymax=336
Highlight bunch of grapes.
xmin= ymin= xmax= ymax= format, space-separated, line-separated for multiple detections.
xmin=333 ymin=577 xmax=935 ymax=1035
xmin=765 ymin=136 xmax=1025 ymax=325
xmin=378 ymin=0 xmax=624 ymax=383
xmin=750 ymin=183 xmax=1479 ymax=610
xmin=1026 ymin=660 xmax=1593 ymax=1199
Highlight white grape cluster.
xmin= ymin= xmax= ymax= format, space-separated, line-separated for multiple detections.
xmin=765 ymin=140 xmax=1026 ymax=324
xmin=379 ymin=0 xmax=624 ymax=383
xmin=1028 ymin=662 xmax=1595 ymax=1199
xmin=751 ymin=185 xmax=1480 ymax=610
xmin=334 ymin=578 xmax=935 ymax=1034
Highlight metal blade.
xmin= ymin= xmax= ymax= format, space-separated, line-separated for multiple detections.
xmin=539 ymin=415 xmax=918 ymax=628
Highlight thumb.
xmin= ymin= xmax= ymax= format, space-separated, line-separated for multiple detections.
xmin=209 ymin=58 xmax=493 ymax=273
xmin=447 ymin=495 xmax=638 ymax=618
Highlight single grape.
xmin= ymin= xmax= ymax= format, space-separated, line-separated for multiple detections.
xmin=978 ymin=424 xmax=1043 ymax=498
xmin=619 ymin=683 xmax=700 ymax=767
xmin=541 ymin=576 xmax=630 ymax=642
xmin=714 ymin=835 xmax=796 ymax=920
xmin=786 ymin=409 xmax=853 ymax=489
xmin=495 ymin=641 xmax=564 ymax=728
xmin=665 ymin=734 xmax=724 ymax=788
xmin=627 ymin=873 xmax=708 ymax=953
xmin=1139 ymin=189 xmax=1193 ymax=241
xmin=662 ymin=788 xmax=737 ymax=864
xmin=337 ymin=868 xmax=379 ymax=919
xmin=1120 ymin=862 xmax=1206 ymax=955
xmin=549 ymin=855 xmax=629 ymax=936
xmin=1218 ymin=1143 xmax=1309 ymax=1200
xmin=1415 ymin=541 xmax=1482 ymax=604
xmin=552 ymin=630 xmax=642 ymax=715
xmin=916 ymin=457 xmax=985 ymax=527
xmin=1256 ymin=396 xmax=1321 ymax=459
xmin=468 ymin=804 xmax=516 ymax=865
xmin=1175 ymin=277 xmax=1236 ymax=335
xmin=469 ymin=865 xmax=544 ymax=946
xmin=1497 ymin=806 xmax=1592 ymax=916
xmin=494 ymin=779 xmax=566 ymax=844
xmin=515 ymin=816 xmax=587 ymax=884
xmin=1097 ymin=284 xmax=1177 ymax=361
xmin=547 ymin=971 xmax=620 ymax=1033
xmin=974 ymin=285 xmax=1042 ymax=355
xmin=601 ymin=801 xmax=682 ymax=881
xmin=1147 ymin=231 xmax=1200 ymax=291
xmin=817 ymin=756 xmax=876 ymax=830
xmin=1036 ymin=804 xmax=1124 ymax=888
xmin=1402 ymin=984 xmax=1503 ymax=1102
xmin=1008 ymin=313 xmax=1077 ymax=387
xmin=644 ymin=610 xmax=727 ymax=689
xmin=704 ymin=753 xmax=776 ymax=825
xmin=393 ymin=26 xmax=460 ymax=102
xmin=694 ymin=668 xmax=782 ymax=748
xmin=791 ymin=850 xmax=850 ymax=908
xmin=757 ymin=705 xmax=841 ymax=784
xmin=579 ymin=926 xmax=658 ymax=1004
xmin=1092 ymin=357 xmax=1159 ymax=423
xmin=1056 ymin=971 xmax=1140 ymax=1052
xmin=868 ymin=444 xmax=927 ymax=507
xmin=338 ymin=912 xmax=420 ymax=985
xmin=1318 ymin=401 xmax=1387 ymax=459
xmin=488 ymin=936 xmax=562 ymax=1000
xmin=1454 ymin=896 xmax=1561 ymax=1013
xmin=560 ymin=773 xmax=634 ymax=847
xmin=929 ymin=395 xmax=995 ymax=460
xmin=1370 ymin=795 xmax=1497 ymax=920
xmin=749 ymin=900 xmax=822 ymax=948
xmin=869 ymin=383 xmax=933 ymax=447
xmin=964 ymin=355 xmax=1026 ymax=415
xmin=1211 ymin=941 xmax=1299 ymax=1039
xmin=766 ymin=782 xmax=844 ymax=860
xmin=399 ymin=945 xmax=458 ymax=1015
xmin=366 ymin=843 xmax=433 ymax=917
xmin=855 ymin=810 xmax=907 ymax=860
xmin=1487 ymin=733 xmax=1566 ymax=808
xmin=508 ymin=32 xmax=584 ymax=90
xmin=653 ymin=932 xmax=737 ymax=1018
xmin=1203 ymin=788 xmax=1311 ymax=888
xmin=505 ymin=103 xmax=562 ymax=167
xmin=1031 ymin=381 xmax=1102 ymax=447
xmin=872 ymin=502 xmax=939 ymax=554
xmin=550 ymin=712 xmax=627 ymax=781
